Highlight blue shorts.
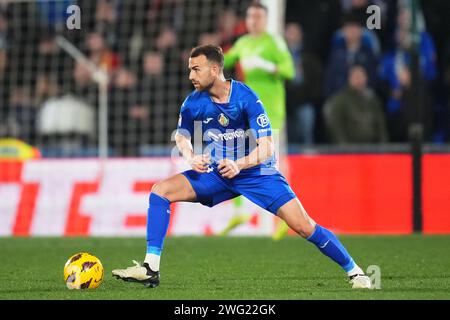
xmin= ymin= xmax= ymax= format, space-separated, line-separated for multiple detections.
xmin=181 ymin=165 xmax=296 ymax=215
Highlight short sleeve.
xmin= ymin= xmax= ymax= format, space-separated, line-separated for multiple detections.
xmin=246 ymin=96 xmax=272 ymax=139
xmin=176 ymin=101 xmax=194 ymax=138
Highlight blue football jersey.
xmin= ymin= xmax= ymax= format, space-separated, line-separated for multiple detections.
xmin=177 ymin=79 xmax=276 ymax=170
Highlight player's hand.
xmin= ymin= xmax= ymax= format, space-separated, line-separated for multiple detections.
xmin=218 ymin=159 xmax=241 ymax=179
xmin=240 ymin=56 xmax=277 ymax=73
xmin=188 ymin=154 xmax=211 ymax=173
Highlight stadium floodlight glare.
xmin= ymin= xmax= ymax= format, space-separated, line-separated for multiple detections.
xmin=55 ymin=35 xmax=109 ymax=159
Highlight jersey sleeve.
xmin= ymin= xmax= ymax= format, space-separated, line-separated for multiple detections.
xmin=176 ymin=99 xmax=194 ymax=138
xmin=246 ymin=96 xmax=272 ymax=139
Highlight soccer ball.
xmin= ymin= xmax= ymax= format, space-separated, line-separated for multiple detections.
xmin=64 ymin=252 xmax=104 ymax=289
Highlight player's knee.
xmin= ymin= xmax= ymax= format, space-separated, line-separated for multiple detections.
xmin=151 ymin=181 xmax=171 ymax=199
xmin=291 ymin=221 xmax=315 ymax=239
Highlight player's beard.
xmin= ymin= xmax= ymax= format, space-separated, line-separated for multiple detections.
xmin=195 ymin=78 xmax=214 ymax=92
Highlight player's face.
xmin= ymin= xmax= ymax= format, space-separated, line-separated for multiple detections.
xmin=246 ymin=7 xmax=267 ymax=35
xmin=188 ymin=55 xmax=217 ymax=91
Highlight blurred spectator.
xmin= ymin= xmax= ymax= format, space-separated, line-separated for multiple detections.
xmin=139 ymin=51 xmax=170 ymax=146
xmin=109 ymin=67 xmax=149 ymax=156
xmin=95 ymin=0 xmax=117 ymax=29
xmin=0 ymin=48 xmax=5 ymax=75
xmin=95 ymin=0 xmax=119 ymax=50
xmin=217 ymin=8 xmax=247 ymax=81
xmin=285 ymin=0 xmax=343 ymax=62
xmin=85 ymin=31 xmax=121 ymax=76
xmin=147 ymin=0 xmax=185 ymax=35
xmin=332 ymin=4 xmax=381 ymax=57
xmin=324 ymin=12 xmax=378 ymax=99
xmin=35 ymin=33 xmax=70 ymax=92
xmin=217 ymin=8 xmax=246 ymax=52
xmin=0 ymin=48 xmax=6 ymax=120
xmin=340 ymin=0 xmax=389 ymax=27
xmin=34 ymin=73 xmax=59 ymax=107
xmin=379 ymin=6 xmax=437 ymax=142
xmin=73 ymin=60 xmax=93 ymax=86
xmin=72 ymin=59 xmax=98 ymax=106
xmin=153 ymin=26 xmax=182 ymax=76
xmin=143 ymin=51 xmax=164 ymax=77
xmin=0 ymin=12 xmax=6 ymax=131
xmin=323 ymin=65 xmax=388 ymax=144
xmin=37 ymin=94 xmax=96 ymax=150
xmin=444 ymin=45 xmax=450 ymax=142
xmin=284 ymin=22 xmax=323 ymax=145
xmin=155 ymin=26 xmax=178 ymax=52
xmin=198 ymin=32 xmax=221 ymax=47
xmin=38 ymin=34 xmax=58 ymax=56
xmin=6 ymin=86 xmax=37 ymax=144
xmin=0 ymin=12 xmax=7 ymax=78
xmin=36 ymin=0 xmax=73 ymax=32
xmin=340 ymin=0 xmax=398 ymax=60
xmin=0 ymin=11 xmax=7 ymax=50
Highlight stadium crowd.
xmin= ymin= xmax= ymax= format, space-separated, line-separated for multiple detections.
xmin=0 ymin=0 xmax=449 ymax=157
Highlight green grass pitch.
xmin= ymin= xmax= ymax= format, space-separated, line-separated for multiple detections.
xmin=0 ymin=235 xmax=449 ymax=300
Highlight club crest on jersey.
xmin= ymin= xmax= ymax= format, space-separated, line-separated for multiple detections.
xmin=257 ymin=114 xmax=270 ymax=127
xmin=218 ymin=113 xmax=229 ymax=127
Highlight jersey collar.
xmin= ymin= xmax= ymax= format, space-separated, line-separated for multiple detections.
xmin=209 ymin=79 xmax=234 ymax=104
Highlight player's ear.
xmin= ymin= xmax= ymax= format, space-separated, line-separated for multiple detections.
xmin=211 ymin=63 xmax=220 ymax=76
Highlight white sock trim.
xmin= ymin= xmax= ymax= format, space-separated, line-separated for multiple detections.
xmin=347 ymin=265 xmax=364 ymax=277
xmin=144 ymin=253 xmax=160 ymax=271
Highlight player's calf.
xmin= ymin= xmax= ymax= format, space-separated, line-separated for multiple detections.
xmin=276 ymin=198 xmax=316 ymax=238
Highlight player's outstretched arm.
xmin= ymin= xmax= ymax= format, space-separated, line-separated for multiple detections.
xmin=175 ymin=132 xmax=211 ymax=173
xmin=218 ymin=136 xmax=274 ymax=179
xmin=236 ymin=136 xmax=274 ymax=170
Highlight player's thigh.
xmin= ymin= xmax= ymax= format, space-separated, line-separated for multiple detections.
xmin=182 ymin=169 xmax=239 ymax=207
xmin=151 ymin=173 xmax=196 ymax=203
xmin=233 ymin=172 xmax=295 ymax=214
xmin=277 ymin=198 xmax=316 ymax=238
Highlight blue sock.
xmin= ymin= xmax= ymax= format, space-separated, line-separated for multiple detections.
xmin=146 ymin=193 xmax=171 ymax=256
xmin=307 ymin=224 xmax=355 ymax=272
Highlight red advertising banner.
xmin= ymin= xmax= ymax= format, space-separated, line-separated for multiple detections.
xmin=0 ymin=155 xmax=449 ymax=236
xmin=422 ymin=155 xmax=450 ymax=234
xmin=288 ymin=155 xmax=413 ymax=234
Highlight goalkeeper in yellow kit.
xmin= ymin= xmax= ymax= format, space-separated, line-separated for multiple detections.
xmin=220 ymin=1 xmax=295 ymax=239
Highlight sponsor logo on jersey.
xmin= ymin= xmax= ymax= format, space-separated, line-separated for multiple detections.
xmin=206 ymin=129 xmax=247 ymax=142
xmin=218 ymin=113 xmax=229 ymax=127
xmin=256 ymin=114 xmax=270 ymax=127
xmin=203 ymin=117 xmax=213 ymax=124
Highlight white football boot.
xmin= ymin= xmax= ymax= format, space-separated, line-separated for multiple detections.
xmin=349 ymin=274 xmax=372 ymax=289
xmin=112 ymin=260 xmax=160 ymax=288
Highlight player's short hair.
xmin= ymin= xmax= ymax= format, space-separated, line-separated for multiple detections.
xmin=190 ymin=45 xmax=224 ymax=69
xmin=247 ymin=1 xmax=268 ymax=13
